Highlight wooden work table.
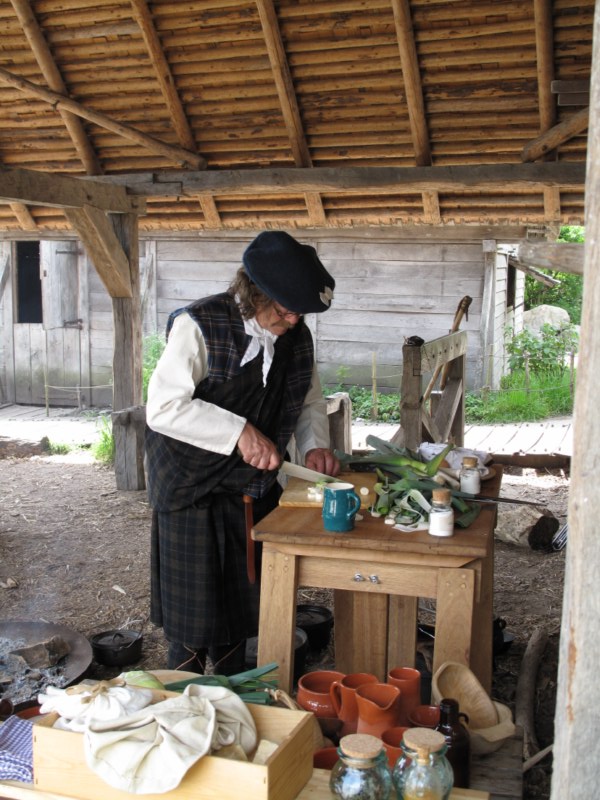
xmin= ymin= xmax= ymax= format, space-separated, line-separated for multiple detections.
xmin=253 ymin=467 xmax=502 ymax=695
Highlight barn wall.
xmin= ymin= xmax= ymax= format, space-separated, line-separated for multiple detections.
xmin=3 ymin=229 xmax=528 ymax=408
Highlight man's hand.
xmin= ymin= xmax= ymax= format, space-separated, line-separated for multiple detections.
xmin=305 ymin=447 xmax=341 ymax=476
xmin=237 ymin=422 xmax=281 ymax=471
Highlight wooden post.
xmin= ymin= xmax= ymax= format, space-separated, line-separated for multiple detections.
xmin=551 ymin=3 xmax=600 ymax=796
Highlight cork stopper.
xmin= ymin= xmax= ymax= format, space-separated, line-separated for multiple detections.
xmin=402 ymin=727 xmax=446 ymax=757
xmin=339 ymin=733 xmax=384 ymax=760
xmin=431 ymin=487 xmax=451 ymax=504
xmin=462 ymin=456 xmax=478 ymax=468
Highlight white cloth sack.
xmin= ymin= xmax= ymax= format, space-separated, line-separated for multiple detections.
xmin=83 ymin=684 xmax=257 ymax=794
xmin=38 ymin=684 xmax=154 ymax=732
xmin=418 ymin=442 xmax=492 ymax=473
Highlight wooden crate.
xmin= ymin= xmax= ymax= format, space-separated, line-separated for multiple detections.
xmin=32 ymin=704 xmax=314 ymax=800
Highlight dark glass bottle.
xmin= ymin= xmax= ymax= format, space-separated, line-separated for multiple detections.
xmin=435 ymin=697 xmax=470 ymax=788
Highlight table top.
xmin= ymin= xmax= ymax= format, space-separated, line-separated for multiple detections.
xmin=253 ymin=465 xmax=502 ymax=560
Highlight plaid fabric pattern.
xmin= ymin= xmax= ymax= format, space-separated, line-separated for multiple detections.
xmin=0 ymin=716 xmax=34 ymax=783
xmin=146 ymin=294 xmax=314 ymax=646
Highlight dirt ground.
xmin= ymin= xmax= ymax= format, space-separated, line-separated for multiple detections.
xmin=0 ymin=440 xmax=568 ymax=799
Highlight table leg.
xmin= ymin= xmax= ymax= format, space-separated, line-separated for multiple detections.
xmin=334 ymin=590 xmax=389 ymax=680
xmin=257 ymin=545 xmax=299 ymax=694
xmin=432 ymin=568 xmax=475 ymax=683
xmin=387 ymin=595 xmax=418 ymax=669
xmin=469 ymin=555 xmax=494 ymax=694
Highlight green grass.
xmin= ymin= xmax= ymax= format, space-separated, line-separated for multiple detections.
xmin=43 ymin=439 xmax=74 ymax=455
xmin=91 ymin=414 xmax=115 ymax=464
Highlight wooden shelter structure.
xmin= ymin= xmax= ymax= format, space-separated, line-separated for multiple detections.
xmin=0 ymin=1 xmax=598 ymax=796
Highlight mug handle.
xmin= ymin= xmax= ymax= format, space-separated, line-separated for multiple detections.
xmin=330 ymin=681 xmax=342 ymax=716
xmin=346 ymin=491 xmax=361 ymax=520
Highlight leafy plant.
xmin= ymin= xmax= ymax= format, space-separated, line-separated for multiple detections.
xmin=92 ymin=414 xmax=115 ymax=464
xmin=524 ymin=225 xmax=584 ymax=324
xmin=43 ymin=440 xmax=73 ymax=455
xmin=143 ymin=332 xmax=166 ymax=402
xmin=505 ymin=323 xmax=579 ymax=377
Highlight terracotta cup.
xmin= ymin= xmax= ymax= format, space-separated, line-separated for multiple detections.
xmin=329 ymin=672 xmax=379 ymax=736
xmin=313 ymin=747 xmax=340 ymax=771
xmin=381 ymin=726 xmax=410 ymax=769
xmin=387 ymin=666 xmax=422 ymax=726
xmin=408 ymin=703 xmax=441 ymax=729
xmin=355 ymin=682 xmax=402 ymax=738
xmin=296 ymin=670 xmax=345 ymax=718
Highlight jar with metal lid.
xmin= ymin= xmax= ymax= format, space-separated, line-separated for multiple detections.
xmin=428 ymin=488 xmax=454 ymax=538
xmin=330 ymin=733 xmax=392 ymax=800
xmin=459 ymin=457 xmax=481 ymax=495
xmin=392 ymin=728 xmax=453 ymax=800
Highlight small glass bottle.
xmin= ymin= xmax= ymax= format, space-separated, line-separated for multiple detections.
xmin=393 ymin=728 xmax=453 ymax=800
xmin=435 ymin=697 xmax=470 ymax=789
xmin=330 ymin=733 xmax=392 ymax=800
xmin=428 ymin=488 xmax=454 ymax=537
xmin=459 ymin=457 xmax=481 ymax=495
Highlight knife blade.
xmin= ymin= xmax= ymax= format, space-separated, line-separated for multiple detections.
xmin=279 ymin=461 xmax=336 ymax=484
xmin=467 ymin=496 xmax=546 ymax=507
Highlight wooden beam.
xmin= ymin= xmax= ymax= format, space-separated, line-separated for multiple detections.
xmin=391 ymin=0 xmax=440 ymax=222
xmin=0 ymin=66 xmax=206 ymax=170
xmin=521 ymin=108 xmax=590 ymax=162
xmin=64 ymin=205 xmax=132 ymax=297
xmin=101 ymin=162 xmax=585 ymax=196
xmin=9 ymin=0 xmax=102 ymax=176
xmin=516 ymin=242 xmax=584 ymax=275
xmin=508 ymin=255 xmax=561 ymax=286
xmin=255 ymin=0 xmax=325 ymax=224
xmin=128 ymin=0 xmax=218 ymax=225
xmin=552 ymin=3 xmax=600 ymax=793
xmin=9 ymin=202 xmax=37 ymax=231
xmin=0 ymin=166 xmax=142 ymax=213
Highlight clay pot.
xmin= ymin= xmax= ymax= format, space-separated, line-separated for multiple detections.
xmin=408 ymin=704 xmax=441 ymax=729
xmin=296 ymin=670 xmax=345 ymax=718
xmin=387 ymin=666 xmax=422 ymax=727
xmin=329 ymin=672 xmax=379 ymax=736
xmin=355 ymin=682 xmax=402 ymax=738
xmin=381 ymin=726 xmax=410 ymax=769
xmin=313 ymin=746 xmax=340 ymax=770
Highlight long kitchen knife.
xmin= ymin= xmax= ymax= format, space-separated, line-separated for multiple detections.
xmin=279 ymin=461 xmax=336 ymax=484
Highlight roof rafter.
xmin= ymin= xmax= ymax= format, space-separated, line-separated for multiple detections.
xmin=391 ymin=0 xmax=440 ymax=224
xmin=256 ymin=0 xmax=326 ymax=226
xmin=129 ymin=0 xmax=219 ymax=227
xmin=533 ymin=0 xmax=560 ymax=229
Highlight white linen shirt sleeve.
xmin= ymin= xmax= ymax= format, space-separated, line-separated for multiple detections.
xmin=294 ymin=365 xmax=330 ymax=459
xmin=145 ymin=312 xmax=246 ymax=455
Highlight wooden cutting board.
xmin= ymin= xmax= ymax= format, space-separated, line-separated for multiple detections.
xmin=279 ymin=471 xmax=378 ymax=509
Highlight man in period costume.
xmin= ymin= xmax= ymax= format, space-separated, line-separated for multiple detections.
xmin=145 ymin=231 xmax=340 ymax=674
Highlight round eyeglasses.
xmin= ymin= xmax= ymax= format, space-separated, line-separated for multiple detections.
xmin=273 ymin=304 xmax=303 ymax=320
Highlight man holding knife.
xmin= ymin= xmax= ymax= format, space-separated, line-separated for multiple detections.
xmin=145 ymin=231 xmax=340 ymax=675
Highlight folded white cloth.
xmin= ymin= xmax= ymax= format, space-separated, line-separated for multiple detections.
xmin=83 ymin=684 xmax=257 ymax=794
xmin=418 ymin=442 xmax=491 ymax=472
xmin=38 ymin=682 xmax=154 ymax=732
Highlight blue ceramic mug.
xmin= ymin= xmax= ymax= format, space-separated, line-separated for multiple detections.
xmin=322 ymin=482 xmax=361 ymax=532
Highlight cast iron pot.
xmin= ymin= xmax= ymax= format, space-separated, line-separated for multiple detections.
xmin=245 ymin=628 xmax=308 ymax=684
xmin=90 ymin=629 xmax=143 ymax=667
xmin=296 ymin=604 xmax=334 ymax=651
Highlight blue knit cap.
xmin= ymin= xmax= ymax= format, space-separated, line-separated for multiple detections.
xmin=242 ymin=231 xmax=335 ymax=313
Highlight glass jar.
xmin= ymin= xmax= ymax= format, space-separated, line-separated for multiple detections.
xmin=435 ymin=697 xmax=470 ymax=789
xmin=392 ymin=728 xmax=453 ymax=800
xmin=459 ymin=457 xmax=481 ymax=495
xmin=428 ymin=488 xmax=454 ymax=537
xmin=330 ymin=733 xmax=392 ymax=800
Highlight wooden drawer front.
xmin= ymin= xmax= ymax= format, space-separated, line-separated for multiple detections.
xmin=299 ymin=559 xmax=439 ymax=598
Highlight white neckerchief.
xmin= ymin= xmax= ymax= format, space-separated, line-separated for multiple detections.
xmin=241 ymin=316 xmax=278 ymax=386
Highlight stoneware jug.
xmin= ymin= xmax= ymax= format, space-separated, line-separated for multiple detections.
xmin=355 ymin=682 xmax=403 ymax=737
xmin=329 ymin=672 xmax=379 ymax=736
xmin=322 ymin=482 xmax=361 ymax=532
xmin=296 ymin=669 xmax=345 ymax=718
xmin=387 ymin=666 xmax=422 ymax=726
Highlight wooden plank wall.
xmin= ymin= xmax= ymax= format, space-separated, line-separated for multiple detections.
xmin=135 ymin=234 xmax=489 ymax=393
xmin=0 ymin=240 xmax=14 ymax=404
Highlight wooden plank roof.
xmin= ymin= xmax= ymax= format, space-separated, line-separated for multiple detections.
xmin=0 ymin=0 xmax=593 ymax=235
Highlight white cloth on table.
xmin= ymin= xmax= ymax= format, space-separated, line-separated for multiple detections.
xmin=38 ymin=683 xmax=154 ymax=732
xmin=418 ymin=442 xmax=492 ymax=473
xmin=83 ymin=683 xmax=257 ymax=794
